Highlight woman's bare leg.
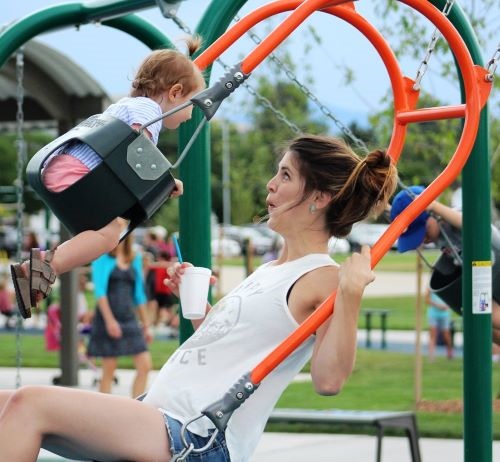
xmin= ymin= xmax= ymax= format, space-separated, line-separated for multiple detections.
xmin=100 ymin=357 xmax=118 ymax=394
xmin=0 ymin=390 xmax=14 ymax=413
xmin=428 ymin=326 xmax=437 ymax=361
xmin=132 ymin=351 xmax=152 ymax=398
xmin=0 ymin=385 xmax=170 ymax=462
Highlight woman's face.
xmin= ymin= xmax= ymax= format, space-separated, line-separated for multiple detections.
xmin=266 ymin=151 xmax=307 ymax=232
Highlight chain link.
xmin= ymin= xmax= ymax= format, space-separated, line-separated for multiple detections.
xmin=164 ymin=9 xmax=302 ymax=135
xmin=164 ymin=7 xmax=371 ymax=146
xmin=485 ymin=43 xmax=499 ymax=82
xmin=413 ymin=0 xmax=455 ymax=91
xmin=15 ymin=48 xmax=27 ymax=389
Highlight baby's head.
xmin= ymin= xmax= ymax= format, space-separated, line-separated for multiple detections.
xmin=131 ymin=37 xmax=205 ymax=99
xmin=131 ymin=37 xmax=206 ymax=127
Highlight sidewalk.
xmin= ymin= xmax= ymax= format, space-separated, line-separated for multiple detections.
xmin=2 ymin=366 xmax=498 ymax=462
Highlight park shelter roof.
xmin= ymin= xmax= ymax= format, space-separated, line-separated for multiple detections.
xmin=0 ymin=39 xmax=110 ymax=130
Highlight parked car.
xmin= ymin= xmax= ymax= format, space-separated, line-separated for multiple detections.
xmin=220 ymin=225 xmax=273 ymax=255
xmin=328 ymin=237 xmax=351 ymax=255
xmin=347 ymin=223 xmax=396 ymax=251
xmin=211 ymin=237 xmax=242 ymax=257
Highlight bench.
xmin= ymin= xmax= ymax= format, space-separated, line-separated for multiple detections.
xmin=267 ymin=408 xmax=421 ymax=462
xmin=361 ymin=309 xmax=390 ymax=348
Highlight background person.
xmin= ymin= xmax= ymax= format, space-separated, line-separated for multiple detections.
xmin=390 ymin=185 xmax=500 ymax=346
xmin=425 ymin=286 xmax=454 ymax=360
xmin=88 ymin=234 xmax=153 ymax=397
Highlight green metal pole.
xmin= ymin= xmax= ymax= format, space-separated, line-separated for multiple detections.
xmin=177 ymin=0 xmax=249 ymax=342
xmin=430 ymin=2 xmax=492 ymax=460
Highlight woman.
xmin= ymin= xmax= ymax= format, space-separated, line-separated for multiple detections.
xmin=88 ymin=234 xmax=153 ymax=397
xmin=0 ymin=134 xmax=397 ymax=462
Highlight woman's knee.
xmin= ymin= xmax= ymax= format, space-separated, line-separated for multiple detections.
xmin=1 ymin=386 xmax=41 ymax=416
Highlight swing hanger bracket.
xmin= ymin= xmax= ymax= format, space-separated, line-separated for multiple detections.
xmin=192 ymin=63 xmax=250 ymax=121
xmin=156 ymin=0 xmax=186 ymax=19
xmin=201 ymin=371 xmax=259 ymax=432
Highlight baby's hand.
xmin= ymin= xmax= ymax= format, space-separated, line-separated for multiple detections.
xmin=170 ymin=179 xmax=184 ymax=198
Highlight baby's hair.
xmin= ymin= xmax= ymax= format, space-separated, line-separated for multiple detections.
xmin=285 ymin=135 xmax=398 ymax=237
xmin=130 ymin=35 xmax=204 ymax=99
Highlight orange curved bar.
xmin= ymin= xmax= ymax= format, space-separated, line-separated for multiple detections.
xmin=396 ymin=104 xmax=466 ymax=124
xmin=250 ymin=0 xmax=483 ymax=385
xmin=195 ymin=0 xmax=412 ymax=164
xmin=194 ymin=0 xmax=301 ymax=71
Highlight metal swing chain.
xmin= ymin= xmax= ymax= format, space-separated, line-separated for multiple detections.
xmin=485 ymin=43 xmax=499 ymax=82
xmin=412 ymin=0 xmax=455 ymax=91
xmin=14 ymin=47 xmax=27 ymax=389
xmin=161 ymin=7 xmax=302 ymax=135
xmin=236 ymin=14 xmax=369 ymax=152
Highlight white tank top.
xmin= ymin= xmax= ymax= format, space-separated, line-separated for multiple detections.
xmin=143 ymin=253 xmax=337 ymax=461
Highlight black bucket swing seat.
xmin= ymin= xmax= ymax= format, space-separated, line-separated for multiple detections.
xmin=26 ymin=113 xmax=177 ymax=239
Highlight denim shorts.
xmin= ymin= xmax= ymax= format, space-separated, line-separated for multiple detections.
xmin=163 ymin=413 xmax=231 ymax=461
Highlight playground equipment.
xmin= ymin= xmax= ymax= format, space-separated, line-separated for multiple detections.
xmin=0 ymin=1 xmax=495 ymax=460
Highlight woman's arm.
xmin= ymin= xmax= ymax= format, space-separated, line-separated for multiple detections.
xmin=136 ymin=303 xmax=153 ymax=343
xmin=309 ymin=246 xmax=374 ymax=395
xmin=96 ymin=296 xmax=122 ymax=339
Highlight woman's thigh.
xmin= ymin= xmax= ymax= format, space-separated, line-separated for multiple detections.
xmin=18 ymin=385 xmax=170 ymax=461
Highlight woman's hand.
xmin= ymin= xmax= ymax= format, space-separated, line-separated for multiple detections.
xmin=338 ymin=245 xmax=375 ymax=296
xmin=105 ymin=318 xmax=122 ymax=339
xmin=165 ymin=262 xmax=217 ymax=297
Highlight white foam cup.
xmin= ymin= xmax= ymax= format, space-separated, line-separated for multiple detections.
xmin=179 ymin=266 xmax=212 ymax=319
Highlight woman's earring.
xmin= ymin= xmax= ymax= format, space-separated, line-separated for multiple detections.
xmin=309 ymin=203 xmax=317 ymax=214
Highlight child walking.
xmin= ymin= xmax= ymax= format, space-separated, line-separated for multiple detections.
xmin=11 ymin=37 xmax=206 ymax=319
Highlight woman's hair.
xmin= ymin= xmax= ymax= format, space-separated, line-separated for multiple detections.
xmin=130 ymin=36 xmax=204 ymax=98
xmin=286 ymin=134 xmax=398 ymax=237
xmin=110 ymin=234 xmax=135 ymax=264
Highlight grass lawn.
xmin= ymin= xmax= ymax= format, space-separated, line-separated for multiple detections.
xmin=1 ymin=334 xmax=499 ymax=439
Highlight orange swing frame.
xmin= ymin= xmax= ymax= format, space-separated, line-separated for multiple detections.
xmin=184 ymin=0 xmax=491 ymax=436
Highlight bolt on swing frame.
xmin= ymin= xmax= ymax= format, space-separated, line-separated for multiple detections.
xmin=163 ymin=0 xmax=492 ymax=455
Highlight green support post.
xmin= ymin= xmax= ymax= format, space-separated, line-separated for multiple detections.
xmin=430 ymin=2 xmax=492 ymax=460
xmin=177 ymin=0 xmax=249 ymax=343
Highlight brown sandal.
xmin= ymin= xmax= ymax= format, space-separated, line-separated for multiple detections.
xmin=10 ymin=263 xmax=33 ymax=319
xmin=29 ymin=248 xmax=57 ymax=308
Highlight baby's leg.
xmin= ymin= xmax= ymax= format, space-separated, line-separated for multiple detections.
xmin=49 ymin=217 xmax=127 ymax=276
xmin=0 ymin=385 xmax=170 ymax=461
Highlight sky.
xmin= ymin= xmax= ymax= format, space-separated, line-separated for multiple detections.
xmin=2 ymin=0 xmax=497 ymax=129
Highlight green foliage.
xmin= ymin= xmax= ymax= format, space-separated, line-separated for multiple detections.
xmin=0 ymin=131 xmax=54 ymax=215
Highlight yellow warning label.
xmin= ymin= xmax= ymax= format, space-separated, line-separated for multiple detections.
xmin=472 ymin=261 xmax=491 ymax=267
